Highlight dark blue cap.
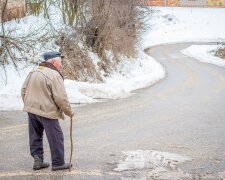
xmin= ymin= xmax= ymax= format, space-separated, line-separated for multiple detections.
xmin=43 ymin=51 xmax=64 ymax=61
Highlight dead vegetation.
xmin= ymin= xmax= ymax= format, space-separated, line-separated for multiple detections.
xmin=215 ymin=42 xmax=225 ymax=59
xmin=52 ymin=0 xmax=151 ymax=79
xmin=83 ymin=0 xmax=148 ymax=73
xmin=56 ymin=35 xmax=101 ymax=82
xmin=1 ymin=0 xmax=152 ymax=82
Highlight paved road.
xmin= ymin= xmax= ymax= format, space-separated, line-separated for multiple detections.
xmin=1 ymin=43 xmax=225 ymax=179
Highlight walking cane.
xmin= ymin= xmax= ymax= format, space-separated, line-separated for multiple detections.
xmin=69 ymin=115 xmax=73 ymax=172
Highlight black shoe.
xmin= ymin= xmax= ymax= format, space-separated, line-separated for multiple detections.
xmin=33 ymin=155 xmax=50 ymax=170
xmin=52 ymin=163 xmax=72 ymax=171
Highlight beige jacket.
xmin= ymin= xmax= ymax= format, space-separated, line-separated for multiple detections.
xmin=21 ymin=64 xmax=72 ymax=120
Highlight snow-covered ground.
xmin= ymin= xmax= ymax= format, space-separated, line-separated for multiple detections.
xmin=181 ymin=45 xmax=225 ymax=67
xmin=1 ymin=7 xmax=225 ymax=111
xmin=141 ymin=7 xmax=225 ymax=48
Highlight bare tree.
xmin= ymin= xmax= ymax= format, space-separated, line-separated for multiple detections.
xmin=0 ymin=0 xmax=57 ymax=84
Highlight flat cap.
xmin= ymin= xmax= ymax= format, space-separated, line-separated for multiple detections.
xmin=43 ymin=51 xmax=64 ymax=61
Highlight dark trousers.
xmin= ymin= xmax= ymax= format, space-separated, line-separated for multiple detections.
xmin=28 ymin=112 xmax=65 ymax=166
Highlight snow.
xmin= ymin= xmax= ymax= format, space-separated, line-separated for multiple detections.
xmin=181 ymin=45 xmax=225 ymax=67
xmin=114 ymin=150 xmax=192 ymax=179
xmin=0 ymin=64 xmax=33 ymax=111
xmin=1 ymin=7 xmax=225 ymax=111
xmin=142 ymin=7 xmax=225 ymax=48
xmin=0 ymin=50 xmax=165 ymax=110
xmin=70 ymin=50 xmax=165 ymax=100
xmin=114 ymin=150 xmax=225 ymax=179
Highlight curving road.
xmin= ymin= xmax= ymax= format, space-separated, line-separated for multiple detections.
xmin=1 ymin=43 xmax=225 ymax=179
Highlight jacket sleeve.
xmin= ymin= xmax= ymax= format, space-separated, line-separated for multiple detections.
xmin=21 ymin=73 xmax=32 ymax=103
xmin=52 ymin=75 xmax=72 ymax=117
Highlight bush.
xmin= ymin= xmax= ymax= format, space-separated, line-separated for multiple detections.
xmin=53 ymin=0 xmax=152 ymax=77
xmin=83 ymin=0 xmax=148 ymax=73
xmin=215 ymin=42 xmax=225 ymax=59
xmin=56 ymin=34 xmax=101 ymax=82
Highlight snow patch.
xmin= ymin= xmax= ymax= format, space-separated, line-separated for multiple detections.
xmin=0 ymin=64 xmax=34 ymax=111
xmin=181 ymin=45 xmax=225 ymax=67
xmin=114 ymin=150 xmax=192 ymax=180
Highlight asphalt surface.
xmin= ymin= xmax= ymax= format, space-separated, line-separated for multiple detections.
xmin=1 ymin=42 xmax=225 ymax=179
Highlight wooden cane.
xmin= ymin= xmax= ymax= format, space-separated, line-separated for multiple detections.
xmin=69 ymin=116 xmax=73 ymax=172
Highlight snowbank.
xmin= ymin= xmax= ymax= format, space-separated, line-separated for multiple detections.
xmin=114 ymin=150 xmax=192 ymax=179
xmin=181 ymin=45 xmax=225 ymax=67
xmin=66 ymin=50 xmax=165 ymax=101
xmin=0 ymin=50 xmax=165 ymax=110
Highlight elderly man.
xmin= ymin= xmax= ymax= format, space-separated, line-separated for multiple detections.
xmin=21 ymin=51 xmax=74 ymax=171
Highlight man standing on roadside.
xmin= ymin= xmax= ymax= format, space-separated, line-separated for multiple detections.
xmin=21 ymin=51 xmax=74 ymax=171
